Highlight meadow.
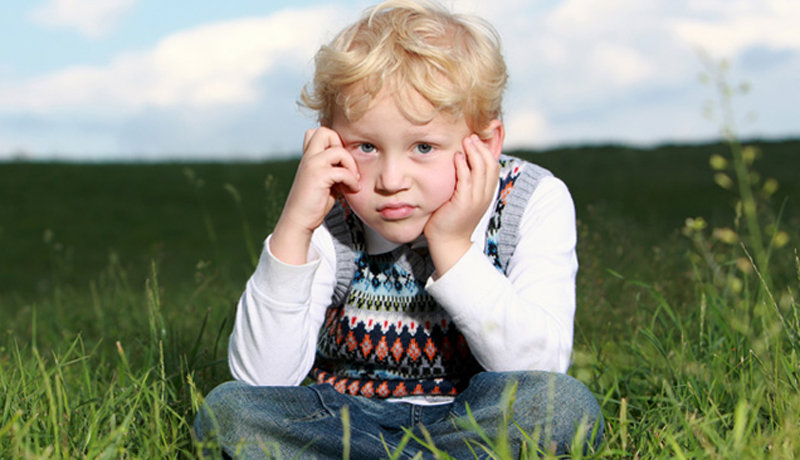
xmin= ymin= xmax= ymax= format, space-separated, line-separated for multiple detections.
xmin=1 ymin=137 xmax=799 ymax=458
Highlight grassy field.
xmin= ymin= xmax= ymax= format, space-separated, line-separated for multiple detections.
xmin=1 ymin=138 xmax=799 ymax=458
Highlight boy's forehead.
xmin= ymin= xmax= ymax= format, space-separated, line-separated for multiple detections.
xmin=331 ymin=97 xmax=467 ymax=143
xmin=337 ymin=84 xmax=459 ymax=126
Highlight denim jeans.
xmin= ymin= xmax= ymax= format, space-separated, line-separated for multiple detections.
xmin=193 ymin=371 xmax=603 ymax=459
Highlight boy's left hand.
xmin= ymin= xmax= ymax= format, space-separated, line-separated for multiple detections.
xmin=424 ymin=134 xmax=499 ymax=277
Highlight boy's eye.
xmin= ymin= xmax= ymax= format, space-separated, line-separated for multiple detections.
xmin=358 ymin=143 xmax=375 ymax=153
xmin=415 ymin=143 xmax=433 ymax=154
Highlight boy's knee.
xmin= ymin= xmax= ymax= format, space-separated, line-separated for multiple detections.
xmin=469 ymin=371 xmax=603 ymax=453
xmin=520 ymin=371 xmax=604 ymax=454
xmin=549 ymin=372 xmax=601 ymax=416
xmin=194 ymin=381 xmax=250 ymax=440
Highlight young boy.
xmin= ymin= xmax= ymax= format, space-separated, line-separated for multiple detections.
xmin=194 ymin=0 xmax=603 ymax=457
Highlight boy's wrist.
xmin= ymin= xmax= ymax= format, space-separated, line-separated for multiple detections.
xmin=270 ymin=218 xmax=315 ymax=265
xmin=427 ymin=237 xmax=472 ymax=278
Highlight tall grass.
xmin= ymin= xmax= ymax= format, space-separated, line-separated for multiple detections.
xmin=0 ymin=257 xmax=233 ymax=458
xmin=570 ymin=63 xmax=800 ymax=458
xmin=3 ymin=140 xmax=796 ymax=459
xmin=1 ymin=81 xmax=798 ymax=457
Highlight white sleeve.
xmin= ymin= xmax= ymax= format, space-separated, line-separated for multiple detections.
xmin=228 ymin=227 xmax=337 ymax=386
xmin=425 ymin=176 xmax=577 ymax=373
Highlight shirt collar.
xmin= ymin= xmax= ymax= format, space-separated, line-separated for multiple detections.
xmin=362 ymin=187 xmax=500 ymax=255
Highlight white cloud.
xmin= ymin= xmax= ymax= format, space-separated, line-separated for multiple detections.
xmin=1 ymin=6 xmax=346 ymax=114
xmin=671 ymin=0 xmax=800 ymax=57
xmin=503 ymin=109 xmax=551 ymax=148
xmin=3 ymin=0 xmax=799 ymax=160
xmin=30 ymin=0 xmax=138 ymax=38
xmin=587 ymin=42 xmax=659 ymax=88
xmin=540 ymin=0 xmax=672 ymax=87
xmin=479 ymin=0 xmax=800 ymax=149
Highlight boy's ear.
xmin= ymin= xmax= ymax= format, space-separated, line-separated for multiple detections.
xmin=480 ymin=119 xmax=505 ymax=160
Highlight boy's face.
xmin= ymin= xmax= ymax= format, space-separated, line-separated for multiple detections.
xmin=332 ymin=91 xmax=470 ymax=244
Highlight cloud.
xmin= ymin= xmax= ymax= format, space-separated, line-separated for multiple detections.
xmin=3 ymin=0 xmax=799 ymax=160
xmin=672 ymin=0 xmax=800 ymax=57
xmin=539 ymin=0 xmax=681 ymax=88
xmin=2 ymin=6 xmax=346 ymax=114
xmin=503 ymin=109 xmax=551 ymax=148
xmin=477 ymin=0 xmax=799 ymax=149
xmin=30 ymin=0 xmax=138 ymax=38
xmin=0 ymin=5 xmax=351 ymax=159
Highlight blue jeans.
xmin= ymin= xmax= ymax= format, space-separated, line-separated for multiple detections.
xmin=193 ymin=371 xmax=603 ymax=459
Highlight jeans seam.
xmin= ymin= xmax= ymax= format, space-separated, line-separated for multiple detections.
xmin=285 ymin=385 xmax=337 ymax=423
xmin=411 ymin=404 xmax=423 ymax=427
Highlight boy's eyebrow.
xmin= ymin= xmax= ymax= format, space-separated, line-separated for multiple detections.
xmin=340 ymin=126 xmax=449 ymax=144
xmin=333 ymin=125 xmax=366 ymax=141
xmin=340 ymin=118 xmax=445 ymax=136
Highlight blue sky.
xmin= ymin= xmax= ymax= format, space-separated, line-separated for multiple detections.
xmin=1 ymin=0 xmax=798 ymax=161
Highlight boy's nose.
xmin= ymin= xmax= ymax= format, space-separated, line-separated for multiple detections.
xmin=376 ymin=156 xmax=409 ymax=193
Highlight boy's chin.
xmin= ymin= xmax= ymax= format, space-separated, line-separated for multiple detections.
xmin=367 ymin=222 xmax=427 ymax=246
xmin=379 ymin=228 xmax=425 ymax=245
xmin=386 ymin=233 xmax=425 ymax=245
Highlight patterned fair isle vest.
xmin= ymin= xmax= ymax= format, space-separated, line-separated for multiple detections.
xmin=312 ymin=155 xmax=553 ymax=398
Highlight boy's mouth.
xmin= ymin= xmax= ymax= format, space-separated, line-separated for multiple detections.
xmin=377 ymin=203 xmax=415 ymax=220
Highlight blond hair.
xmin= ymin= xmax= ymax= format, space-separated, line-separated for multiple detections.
xmin=300 ymin=0 xmax=507 ymax=137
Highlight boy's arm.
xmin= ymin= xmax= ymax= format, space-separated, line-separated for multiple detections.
xmin=270 ymin=127 xmax=359 ymax=265
xmin=425 ymin=134 xmax=500 ymax=275
xmin=228 ymin=127 xmax=357 ymax=385
xmin=228 ymin=227 xmax=337 ymax=385
xmin=426 ymin=176 xmax=577 ymax=373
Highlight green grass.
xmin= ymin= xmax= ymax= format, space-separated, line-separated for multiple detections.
xmin=1 ymin=138 xmax=799 ymax=458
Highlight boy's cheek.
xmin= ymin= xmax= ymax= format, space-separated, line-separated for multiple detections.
xmin=430 ymin=176 xmax=457 ymax=210
xmin=341 ymin=188 xmax=367 ymax=213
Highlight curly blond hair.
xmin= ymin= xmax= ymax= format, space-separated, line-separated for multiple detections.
xmin=300 ymin=0 xmax=507 ymax=137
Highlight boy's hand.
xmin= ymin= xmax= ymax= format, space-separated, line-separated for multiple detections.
xmin=424 ymin=134 xmax=499 ymax=276
xmin=270 ymin=127 xmax=360 ymax=265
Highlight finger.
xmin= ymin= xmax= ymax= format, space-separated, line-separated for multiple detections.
xmin=481 ymin=138 xmax=501 ymax=194
xmin=468 ymin=134 xmax=500 ymax=197
xmin=463 ymin=135 xmax=488 ymax=197
xmin=337 ymin=150 xmax=361 ymax=185
xmin=469 ymin=135 xmax=491 ymax=174
xmin=302 ymin=128 xmax=318 ymax=153
xmin=310 ymin=147 xmax=360 ymax=192
xmin=304 ymin=127 xmax=343 ymax=156
xmin=310 ymin=142 xmax=359 ymax=180
xmin=453 ymin=151 xmax=470 ymax=198
xmin=329 ymin=168 xmax=361 ymax=193
xmin=330 ymin=149 xmax=361 ymax=192
xmin=324 ymin=127 xmax=344 ymax=149
xmin=486 ymin=156 xmax=500 ymax=195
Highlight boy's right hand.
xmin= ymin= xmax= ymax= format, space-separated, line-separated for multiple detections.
xmin=270 ymin=127 xmax=361 ymax=265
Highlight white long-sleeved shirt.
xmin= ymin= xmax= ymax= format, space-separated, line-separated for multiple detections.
xmin=229 ymin=174 xmax=578 ymax=400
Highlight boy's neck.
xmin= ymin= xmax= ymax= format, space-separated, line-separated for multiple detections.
xmin=362 ymin=224 xmax=427 ymax=255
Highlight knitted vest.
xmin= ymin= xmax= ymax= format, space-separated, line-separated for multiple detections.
xmin=312 ymin=155 xmax=552 ymax=398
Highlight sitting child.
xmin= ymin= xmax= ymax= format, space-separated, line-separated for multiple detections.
xmin=194 ymin=0 xmax=603 ymax=457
